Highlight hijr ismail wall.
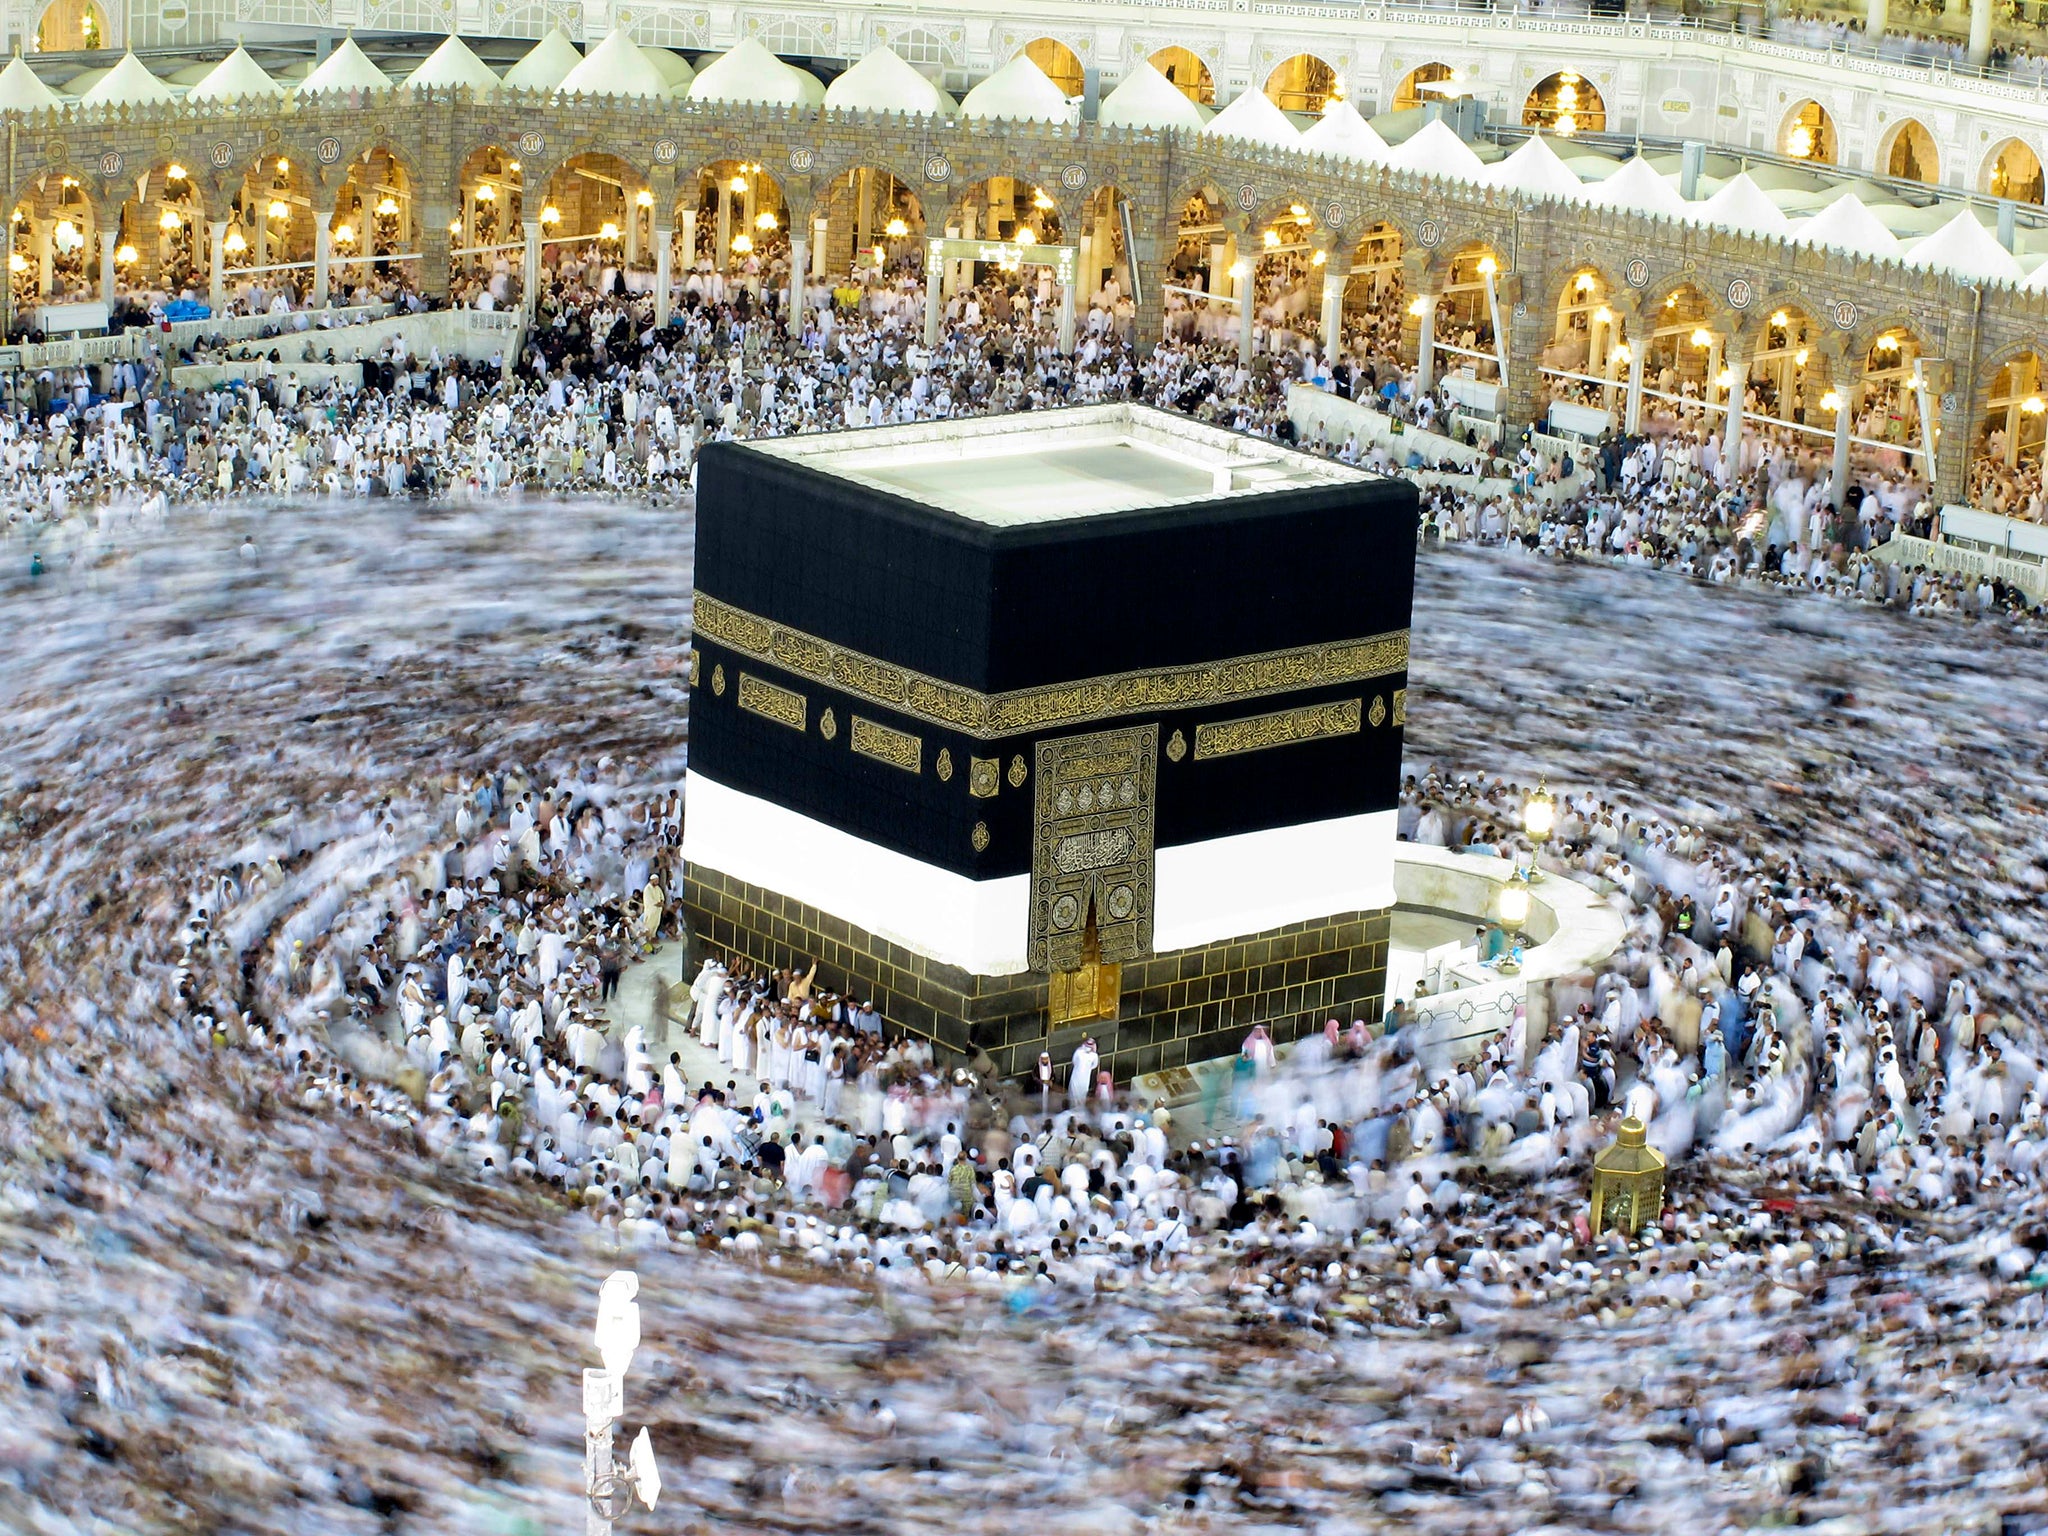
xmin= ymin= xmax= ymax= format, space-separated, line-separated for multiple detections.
xmin=680 ymin=406 xmax=1418 ymax=1082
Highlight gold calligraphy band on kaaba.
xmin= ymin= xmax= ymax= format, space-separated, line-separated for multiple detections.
xmin=694 ymin=593 xmax=1408 ymax=741
xmin=736 ymin=672 xmax=807 ymax=732
xmin=850 ymin=715 xmax=921 ymax=773
xmin=1193 ymin=698 xmax=1363 ymax=761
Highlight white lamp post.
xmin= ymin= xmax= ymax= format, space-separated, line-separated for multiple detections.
xmin=585 ymin=1271 xmax=661 ymax=1534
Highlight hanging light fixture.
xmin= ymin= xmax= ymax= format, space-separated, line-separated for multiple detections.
xmin=476 ymin=184 xmax=496 ymax=202
xmin=1820 ymin=389 xmax=1843 ymax=412
xmin=1477 ymin=254 xmax=1498 ymax=276
xmin=598 ymin=220 xmax=621 ymax=241
xmin=540 ymin=205 xmax=562 ymax=227
xmin=276 ymin=158 xmax=290 ymax=174
xmin=333 ymin=223 xmax=356 ymax=244
xmin=731 ymin=232 xmax=754 ymax=254
xmin=375 ymin=196 xmax=400 ymax=217
xmin=166 ymin=163 xmax=187 ymax=182
xmin=268 ymin=200 xmax=289 ymax=220
xmin=1032 ymin=188 xmax=1055 ymax=212
xmin=754 ymin=211 xmax=777 ymax=231
xmin=636 ymin=189 xmax=653 ymax=208
xmin=1262 ymin=228 xmax=1280 ymax=249
xmin=54 ymin=220 xmax=82 ymax=250
xmin=884 ymin=216 xmax=909 ymax=239
xmin=224 ymin=229 xmax=247 ymax=255
xmin=115 ymin=243 xmax=138 ymax=265
xmin=1691 ymin=327 xmax=1712 ymax=348
xmin=1787 ymin=123 xmax=1814 ymax=159
xmin=1310 ymin=249 xmax=1327 ymax=266
xmin=449 ymin=218 xmax=462 ymax=234
xmin=2024 ymin=396 xmax=2047 ymax=415
xmin=1555 ymin=113 xmax=1577 ymax=137
xmin=159 ymin=209 xmax=182 ymax=232
xmin=729 ymin=173 xmax=748 ymax=194
xmin=1015 ymin=227 xmax=1036 ymax=246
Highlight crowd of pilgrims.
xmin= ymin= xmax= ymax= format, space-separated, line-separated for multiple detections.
xmin=6 ymin=251 xmax=2048 ymax=1530
xmin=4 ymin=241 xmax=2041 ymax=620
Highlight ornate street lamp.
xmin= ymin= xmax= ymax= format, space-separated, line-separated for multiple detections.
xmin=1521 ymin=779 xmax=1556 ymax=880
xmin=586 ymin=1271 xmax=661 ymax=1533
xmin=1590 ymin=1116 xmax=1666 ymax=1237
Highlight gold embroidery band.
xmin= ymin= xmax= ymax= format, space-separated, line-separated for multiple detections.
xmin=694 ymin=593 xmax=1408 ymax=739
xmin=1192 ymin=698 xmax=1363 ymax=761
xmin=737 ymin=672 xmax=807 ymax=732
xmin=850 ymin=715 xmax=921 ymax=773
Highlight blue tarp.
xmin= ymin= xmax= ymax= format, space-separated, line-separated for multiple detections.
xmin=160 ymin=299 xmax=210 ymax=322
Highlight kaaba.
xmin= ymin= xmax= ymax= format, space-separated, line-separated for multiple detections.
xmin=682 ymin=404 xmax=1418 ymax=1083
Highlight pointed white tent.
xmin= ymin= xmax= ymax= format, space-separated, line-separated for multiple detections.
xmin=559 ymin=29 xmax=670 ymax=99
xmin=1097 ymin=61 xmax=1206 ymax=131
xmin=297 ymin=37 xmax=391 ymax=96
xmin=1202 ymin=86 xmax=1298 ymax=150
xmin=405 ymin=35 xmax=500 ymax=95
xmin=1300 ymin=99 xmax=1388 ymax=163
xmin=1696 ymin=172 xmax=1791 ymax=239
xmin=1386 ymin=118 xmax=1485 ymax=182
xmin=186 ymin=45 xmax=283 ymax=102
xmin=959 ymin=55 xmax=1069 ymax=122
xmin=1487 ymin=134 xmax=1584 ymax=199
xmin=687 ymin=39 xmax=814 ymax=107
xmin=502 ymin=28 xmax=581 ymax=92
xmin=824 ymin=45 xmax=953 ymax=116
xmin=1906 ymin=207 xmax=2024 ymax=283
xmin=80 ymin=52 xmax=176 ymax=108
xmin=1583 ymin=155 xmax=1690 ymax=219
xmin=643 ymin=48 xmax=695 ymax=93
xmin=0 ymin=56 xmax=63 ymax=113
xmin=1793 ymin=191 xmax=1901 ymax=262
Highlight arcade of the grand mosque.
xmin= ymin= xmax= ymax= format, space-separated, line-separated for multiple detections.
xmin=2 ymin=0 xmax=2047 ymax=524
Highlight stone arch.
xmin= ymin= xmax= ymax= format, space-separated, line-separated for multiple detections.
xmin=1020 ymin=37 xmax=1085 ymax=98
xmin=682 ymin=158 xmax=789 ymax=270
xmin=1971 ymin=345 xmax=2046 ymax=493
xmin=1148 ymin=46 xmax=1215 ymax=107
xmin=36 ymin=0 xmax=106 ymax=52
xmin=941 ymin=175 xmax=1065 ymax=244
xmin=1982 ymin=136 xmax=2046 ymax=205
xmin=1263 ymin=54 xmax=1339 ymax=116
xmin=1877 ymin=117 xmax=1939 ymax=185
xmin=1391 ymin=62 xmax=1458 ymax=114
xmin=1780 ymin=99 xmax=1838 ymax=164
xmin=1523 ymin=70 xmax=1604 ymax=137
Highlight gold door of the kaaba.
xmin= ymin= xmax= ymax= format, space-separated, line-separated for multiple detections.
xmin=1030 ymin=725 xmax=1158 ymax=1023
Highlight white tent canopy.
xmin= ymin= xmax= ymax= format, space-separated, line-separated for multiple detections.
xmin=1300 ymin=99 xmax=1388 ymax=163
xmin=502 ymin=28 xmax=581 ymax=92
xmin=824 ymin=44 xmax=953 ymax=116
xmin=1697 ymin=172 xmax=1792 ymax=239
xmin=688 ymin=38 xmax=818 ymax=107
xmin=186 ymin=45 xmax=283 ymax=102
xmin=0 ymin=56 xmax=63 ymax=113
xmin=297 ymin=36 xmax=391 ymax=96
xmin=642 ymin=48 xmax=695 ymax=92
xmin=1202 ymin=85 xmax=1299 ymax=150
xmin=1098 ymin=61 xmax=1207 ymax=132
xmin=1386 ymin=118 xmax=1485 ymax=182
xmin=558 ymin=29 xmax=670 ymax=99
xmin=959 ymin=55 xmax=1069 ymax=122
xmin=1906 ymin=207 xmax=2025 ymax=283
xmin=1583 ymin=154 xmax=1690 ymax=219
xmin=405 ymin=35 xmax=500 ymax=95
xmin=1486 ymin=134 xmax=1584 ymax=199
xmin=1793 ymin=191 xmax=1902 ymax=261
xmin=81 ymin=52 xmax=176 ymax=108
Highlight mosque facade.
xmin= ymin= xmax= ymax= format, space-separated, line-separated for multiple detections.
xmin=2 ymin=13 xmax=2047 ymax=512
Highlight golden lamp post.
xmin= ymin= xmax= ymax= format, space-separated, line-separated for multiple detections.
xmin=1521 ymin=779 xmax=1556 ymax=881
xmin=1590 ymin=1116 xmax=1666 ymax=1237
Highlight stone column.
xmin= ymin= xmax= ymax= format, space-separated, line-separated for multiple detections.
xmin=1317 ymin=252 xmax=1351 ymax=366
xmin=1932 ymin=383 xmax=1972 ymax=507
xmin=34 ymin=221 xmax=52 ymax=297
xmin=679 ymin=208 xmax=697 ymax=275
xmin=1415 ymin=293 xmax=1439 ymax=396
xmin=313 ymin=211 xmax=333 ymax=306
xmin=1720 ymin=337 xmax=1747 ymax=485
xmin=653 ymin=226 xmax=672 ymax=328
xmin=1058 ymin=272 xmax=1076 ymax=356
xmin=522 ymin=218 xmax=541 ymax=317
xmin=1829 ymin=366 xmax=1855 ymax=510
xmin=715 ymin=187 xmax=731 ymax=271
xmin=1969 ymin=0 xmax=1994 ymax=65
xmin=810 ymin=214 xmax=827 ymax=279
xmin=98 ymin=229 xmax=117 ymax=303
xmin=787 ymin=236 xmax=807 ymax=321
xmin=252 ymin=207 xmax=268 ymax=271
xmin=419 ymin=209 xmax=452 ymax=301
xmin=1866 ymin=0 xmax=1888 ymax=39
xmin=1624 ymin=348 xmax=1645 ymax=435
xmin=1236 ymin=264 xmax=1257 ymax=366
xmin=207 ymin=219 xmax=227 ymax=311
xmin=923 ymin=268 xmax=942 ymax=348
